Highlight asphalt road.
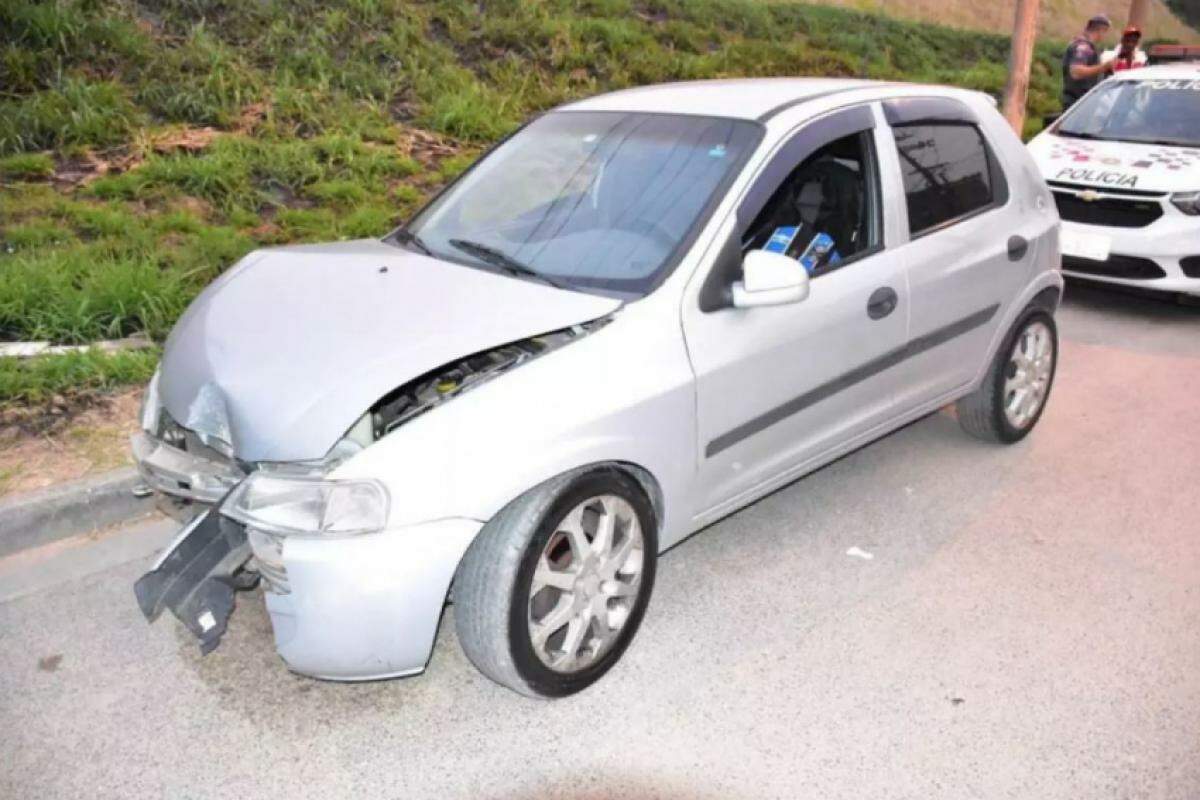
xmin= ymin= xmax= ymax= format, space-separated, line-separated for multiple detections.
xmin=2 ymin=282 xmax=1198 ymax=800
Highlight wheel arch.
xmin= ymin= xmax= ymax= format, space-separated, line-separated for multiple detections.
xmin=1029 ymin=285 xmax=1062 ymax=313
xmin=484 ymin=459 xmax=667 ymax=544
xmin=449 ymin=458 xmax=666 ymax=609
xmin=608 ymin=460 xmax=665 ymax=536
xmin=971 ymin=272 xmax=1064 ymax=391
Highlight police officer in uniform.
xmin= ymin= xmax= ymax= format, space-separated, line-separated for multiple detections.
xmin=1062 ymin=14 xmax=1115 ymax=111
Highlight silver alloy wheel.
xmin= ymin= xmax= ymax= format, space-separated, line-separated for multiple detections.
xmin=1003 ymin=320 xmax=1054 ymax=429
xmin=527 ymin=494 xmax=645 ymax=673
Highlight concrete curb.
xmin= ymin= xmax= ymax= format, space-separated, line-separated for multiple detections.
xmin=0 ymin=468 xmax=154 ymax=558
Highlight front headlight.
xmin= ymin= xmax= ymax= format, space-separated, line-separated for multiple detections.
xmin=221 ymin=473 xmax=390 ymax=536
xmin=1171 ymin=191 xmax=1200 ymax=216
xmin=140 ymin=368 xmax=162 ymax=434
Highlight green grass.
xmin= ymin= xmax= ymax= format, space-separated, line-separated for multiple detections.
xmin=0 ymin=348 xmax=159 ymax=408
xmin=0 ymin=0 xmax=1091 ymax=408
xmin=1163 ymin=0 xmax=1200 ymax=31
xmin=0 ymin=78 xmax=144 ymax=155
xmin=0 ymin=152 xmax=54 ymax=179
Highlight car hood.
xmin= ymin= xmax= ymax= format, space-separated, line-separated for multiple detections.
xmin=1028 ymin=132 xmax=1200 ymax=193
xmin=158 ymin=239 xmax=622 ymax=463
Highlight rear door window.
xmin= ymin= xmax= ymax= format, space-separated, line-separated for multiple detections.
xmin=892 ymin=123 xmax=1002 ymax=236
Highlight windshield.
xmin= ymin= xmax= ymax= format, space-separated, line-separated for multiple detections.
xmin=397 ymin=111 xmax=762 ymax=297
xmin=1057 ymin=78 xmax=1200 ymax=147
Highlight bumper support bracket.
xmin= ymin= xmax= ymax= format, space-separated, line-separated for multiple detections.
xmin=134 ymin=509 xmax=251 ymax=655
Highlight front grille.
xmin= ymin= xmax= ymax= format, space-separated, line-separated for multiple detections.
xmin=1181 ymin=256 xmax=1200 ymax=279
xmin=1062 ymin=254 xmax=1167 ymax=280
xmin=1053 ymin=191 xmax=1163 ymax=228
xmin=1046 ymin=180 xmax=1166 ymax=199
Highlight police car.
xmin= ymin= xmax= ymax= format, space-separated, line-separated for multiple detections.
xmin=1029 ymin=64 xmax=1200 ymax=297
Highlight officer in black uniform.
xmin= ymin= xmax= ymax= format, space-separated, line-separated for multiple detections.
xmin=1061 ymin=14 xmax=1115 ymax=111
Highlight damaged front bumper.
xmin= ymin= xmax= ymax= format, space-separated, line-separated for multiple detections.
xmin=135 ymin=505 xmax=483 ymax=681
xmin=255 ymin=517 xmax=482 ymax=680
xmin=134 ymin=508 xmax=251 ymax=655
xmin=131 ymin=430 xmax=245 ymax=520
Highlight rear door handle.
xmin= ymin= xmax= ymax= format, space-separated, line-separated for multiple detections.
xmin=867 ymin=286 xmax=898 ymax=320
xmin=1008 ymin=235 xmax=1029 ymax=261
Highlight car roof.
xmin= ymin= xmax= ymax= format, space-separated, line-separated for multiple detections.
xmin=1110 ymin=63 xmax=1200 ymax=81
xmin=561 ymin=78 xmax=894 ymax=121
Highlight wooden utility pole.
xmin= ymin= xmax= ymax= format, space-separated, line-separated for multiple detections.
xmin=1001 ymin=0 xmax=1041 ymax=135
xmin=1127 ymin=0 xmax=1150 ymax=30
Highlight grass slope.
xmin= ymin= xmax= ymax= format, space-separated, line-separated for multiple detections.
xmin=1163 ymin=0 xmax=1200 ymax=30
xmin=1 ymin=0 xmax=1073 ymax=410
xmin=810 ymin=0 xmax=1200 ymax=43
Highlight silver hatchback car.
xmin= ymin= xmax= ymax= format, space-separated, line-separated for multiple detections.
xmin=135 ymin=78 xmax=1062 ymax=697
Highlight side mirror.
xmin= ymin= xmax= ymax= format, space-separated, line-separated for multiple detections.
xmin=731 ymin=250 xmax=810 ymax=309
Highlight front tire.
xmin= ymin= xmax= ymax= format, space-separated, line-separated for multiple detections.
xmin=957 ymin=308 xmax=1058 ymax=443
xmin=453 ymin=468 xmax=658 ymax=698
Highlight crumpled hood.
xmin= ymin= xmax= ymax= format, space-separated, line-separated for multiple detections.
xmin=158 ymin=239 xmax=622 ymax=462
xmin=1029 ymin=132 xmax=1200 ymax=193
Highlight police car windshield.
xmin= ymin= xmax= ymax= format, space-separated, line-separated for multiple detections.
xmin=394 ymin=111 xmax=761 ymax=298
xmin=1058 ymin=78 xmax=1200 ymax=148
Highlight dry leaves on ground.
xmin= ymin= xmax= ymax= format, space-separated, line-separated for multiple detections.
xmin=0 ymin=389 xmax=142 ymax=497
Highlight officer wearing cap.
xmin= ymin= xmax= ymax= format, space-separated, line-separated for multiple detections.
xmin=1062 ymin=14 xmax=1115 ymax=110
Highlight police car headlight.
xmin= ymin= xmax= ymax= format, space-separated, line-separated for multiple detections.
xmin=1170 ymin=191 xmax=1200 ymax=216
xmin=221 ymin=473 xmax=389 ymax=536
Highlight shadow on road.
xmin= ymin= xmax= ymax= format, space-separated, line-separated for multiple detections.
xmin=1062 ymin=278 xmax=1200 ymax=322
xmin=1058 ymin=278 xmax=1200 ymax=359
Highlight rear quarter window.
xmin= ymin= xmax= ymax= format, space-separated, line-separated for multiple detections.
xmin=893 ymin=123 xmax=1006 ymax=236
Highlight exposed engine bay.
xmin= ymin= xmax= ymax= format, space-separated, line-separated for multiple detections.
xmin=365 ymin=317 xmax=611 ymax=441
xmin=134 ymin=315 xmax=612 ymax=657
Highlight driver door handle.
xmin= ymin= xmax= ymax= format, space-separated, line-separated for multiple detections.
xmin=867 ymin=286 xmax=898 ymax=320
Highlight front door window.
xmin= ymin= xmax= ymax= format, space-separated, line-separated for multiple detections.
xmin=741 ymin=131 xmax=882 ymax=278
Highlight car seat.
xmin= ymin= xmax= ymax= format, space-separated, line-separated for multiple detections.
xmin=789 ymin=158 xmax=863 ymax=265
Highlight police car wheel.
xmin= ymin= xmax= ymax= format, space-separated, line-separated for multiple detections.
xmin=957 ymin=308 xmax=1058 ymax=444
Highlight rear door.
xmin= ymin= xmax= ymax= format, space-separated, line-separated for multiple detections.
xmin=881 ymin=98 xmax=1035 ymax=408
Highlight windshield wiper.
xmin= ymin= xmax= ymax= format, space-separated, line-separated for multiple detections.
xmin=448 ymin=238 xmax=573 ymax=291
xmin=391 ymin=228 xmax=433 ymax=256
xmin=1124 ymin=137 xmax=1200 ymax=148
xmin=1059 ymin=130 xmax=1200 ymax=148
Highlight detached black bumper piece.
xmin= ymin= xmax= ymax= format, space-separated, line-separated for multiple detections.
xmin=134 ymin=509 xmax=251 ymax=655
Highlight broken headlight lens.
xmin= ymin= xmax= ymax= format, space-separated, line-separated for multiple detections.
xmin=140 ymin=368 xmax=162 ymax=434
xmin=221 ymin=473 xmax=389 ymax=536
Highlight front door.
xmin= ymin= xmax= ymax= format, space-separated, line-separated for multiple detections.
xmin=682 ymin=105 xmax=909 ymax=518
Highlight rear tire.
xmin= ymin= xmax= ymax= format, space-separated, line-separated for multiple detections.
xmin=453 ymin=467 xmax=657 ymax=698
xmin=957 ymin=308 xmax=1058 ymax=443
